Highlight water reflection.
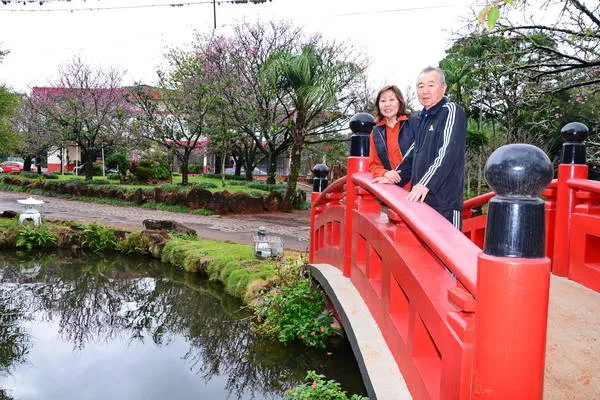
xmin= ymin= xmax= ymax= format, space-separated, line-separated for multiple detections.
xmin=0 ymin=252 xmax=365 ymax=399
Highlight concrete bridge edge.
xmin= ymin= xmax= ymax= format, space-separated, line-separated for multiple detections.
xmin=308 ymin=263 xmax=412 ymax=400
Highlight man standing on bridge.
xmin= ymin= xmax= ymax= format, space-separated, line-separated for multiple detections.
xmin=399 ymin=66 xmax=467 ymax=229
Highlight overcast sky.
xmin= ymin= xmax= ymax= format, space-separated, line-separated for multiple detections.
xmin=0 ymin=0 xmax=479 ymax=95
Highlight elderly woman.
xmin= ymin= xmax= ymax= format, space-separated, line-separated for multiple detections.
xmin=368 ymin=85 xmax=414 ymax=185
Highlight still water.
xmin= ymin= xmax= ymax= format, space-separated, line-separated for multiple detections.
xmin=0 ymin=252 xmax=366 ymax=400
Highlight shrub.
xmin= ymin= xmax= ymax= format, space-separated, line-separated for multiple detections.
xmin=135 ymin=159 xmax=154 ymax=182
xmin=154 ymin=162 xmax=170 ymax=180
xmin=196 ymin=182 xmax=217 ymax=189
xmin=107 ymin=173 xmax=120 ymax=181
xmin=16 ymin=226 xmax=57 ymax=250
xmin=86 ymin=179 xmax=111 ymax=186
xmin=116 ymin=231 xmax=153 ymax=255
xmin=45 ymin=173 xmax=59 ymax=179
xmin=21 ymin=172 xmax=42 ymax=179
xmin=285 ymin=371 xmax=369 ymax=400
xmin=106 ymin=152 xmax=130 ymax=176
xmin=188 ymin=164 xmax=203 ymax=174
xmin=253 ymin=278 xmax=334 ymax=348
xmin=81 ymin=222 xmax=117 ymax=252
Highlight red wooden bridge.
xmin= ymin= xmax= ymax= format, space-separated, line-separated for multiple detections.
xmin=308 ymin=116 xmax=599 ymax=399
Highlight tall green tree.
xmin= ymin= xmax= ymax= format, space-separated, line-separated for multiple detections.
xmin=262 ymin=44 xmax=366 ymax=210
xmin=0 ymin=86 xmax=21 ymax=153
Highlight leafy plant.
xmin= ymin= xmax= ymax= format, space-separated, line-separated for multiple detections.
xmin=81 ymin=222 xmax=117 ymax=252
xmin=115 ymin=231 xmax=154 ymax=254
xmin=16 ymin=226 xmax=57 ymax=250
xmin=284 ymin=370 xmax=369 ymax=400
xmin=254 ymin=278 xmax=334 ymax=348
xmin=196 ymin=182 xmax=217 ymax=189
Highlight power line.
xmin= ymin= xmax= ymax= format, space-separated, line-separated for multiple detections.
xmin=0 ymin=0 xmax=263 ymax=12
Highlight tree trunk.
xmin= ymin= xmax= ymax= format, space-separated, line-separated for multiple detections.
xmin=283 ymin=130 xmax=304 ymax=211
xmin=234 ymin=154 xmax=243 ymax=176
xmin=220 ymin=152 xmax=227 ymax=187
xmin=181 ymin=152 xmax=190 ymax=186
xmin=266 ymin=151 xmax=278 ymax=185
xmin=84 ymin=149 xmax=94 ymax=181
xmin=23 ymin=156 xmax=33 ymax=173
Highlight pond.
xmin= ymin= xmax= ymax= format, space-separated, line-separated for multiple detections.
xmin=0 ymin=252 xmax=367 ymax=400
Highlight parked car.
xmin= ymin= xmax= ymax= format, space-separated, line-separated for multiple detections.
xmin=0 ymin=161 xmax=24 ymax=173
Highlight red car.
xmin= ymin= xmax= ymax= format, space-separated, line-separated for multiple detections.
xmin=0 ymin=161 xmax=24 ymax=173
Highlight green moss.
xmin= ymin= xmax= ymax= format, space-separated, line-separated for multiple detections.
xmin=159 ymin=238 xmax=276 ymax=299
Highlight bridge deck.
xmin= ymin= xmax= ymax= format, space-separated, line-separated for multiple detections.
xmin=545 ymin=275 xmax=599 ymax=399
xmin=310 ymin=264 xmax=599 ymax=400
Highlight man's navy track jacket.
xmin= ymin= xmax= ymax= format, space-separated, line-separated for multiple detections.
xmin=399 ymin=97 xmax=467 ymax=214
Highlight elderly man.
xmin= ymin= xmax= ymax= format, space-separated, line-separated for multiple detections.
xmin=399 ymin=66 xmax=467 ymax=229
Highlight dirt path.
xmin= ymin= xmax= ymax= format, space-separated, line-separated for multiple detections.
xmin=0 ymin=191 xmax=310 ymax=251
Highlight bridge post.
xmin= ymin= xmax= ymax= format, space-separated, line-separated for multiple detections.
xmin=473 ymin=144 xmax=553 ymax=399
xmin=309 ymin=163 xmax=329 ymax=263
xmin=552 ymin=122 xmax=589 ymax=276
xmin=344 ymin=113 xmax=375 ymax=277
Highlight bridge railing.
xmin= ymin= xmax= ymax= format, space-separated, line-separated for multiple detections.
xmin=452 ymin=123 xmax=599 ymax=292
xmin=309 ymin=113 xmax=557 ymax=399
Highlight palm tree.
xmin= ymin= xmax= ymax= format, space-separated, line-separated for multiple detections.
xmin=262 ymin=44 xmax=363 ymax=210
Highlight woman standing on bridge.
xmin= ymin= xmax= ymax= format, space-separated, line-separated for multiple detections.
xmin=369 ymin=85 xmax=415 ymax=185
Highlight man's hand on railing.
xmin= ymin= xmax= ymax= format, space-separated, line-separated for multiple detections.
xmin=407 ymin=184 xmax=430 ymax=202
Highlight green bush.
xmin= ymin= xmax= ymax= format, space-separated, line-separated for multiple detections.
xmin=203 ymin=173 xmax=246 ymax=181
xmin=106 ymin=152 xmax=129 ymax=176
xmin=188 ymin=164 xmax=203 ymax=174
xmin=285 ymin=371 xmax=369 ymax=400
xmin=246 ymin=181 xmax=285 ymax=193
xmin=196 ymin=182 xmax=217 ymax=189
xmin=135 ymin=159 xmax=154 ymax=182
xmin=45 ymin=173 xmax=59 ymax=179
xmin=81 ymin=222 xmax=117 ymax=252
xmin=86 ymin=179 xmax=111 ymax=186
xmin=253 ymin=278 xmax=334 ymax=348
xmin=154 ymin=162 xmax=170 ymax=180
xmin=16 ymin=226 xmax=57 ymax=250
xmin=116 ymin=231 xmax=153 ymax=255
xmin=107 ymin=173 xmax=120 ymax=181
xmin=20 ymin=172 xmax=42 ymax=179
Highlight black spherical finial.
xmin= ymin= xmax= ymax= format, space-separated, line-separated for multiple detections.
xmin=484 ymin=144 xmax=553 ymax=198
xmin=561 ymin=122 xmax=588 ymax=143
xmin=349 ymin=113 xmax=375 ymax=134
xmin=312 ymin=163 xmax=329 ymax=178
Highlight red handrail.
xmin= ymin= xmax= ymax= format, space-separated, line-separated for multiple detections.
xmin=567 ymin=178 xmax=600 ymax=193
xmin=351 ymin=173 xmax=479 ymax=296
xmin=312 ymin=176 xmax=345 ymax=208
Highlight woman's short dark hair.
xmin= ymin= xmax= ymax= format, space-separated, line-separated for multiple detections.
xmin=373 ymin=85 xmax=407 ymax=123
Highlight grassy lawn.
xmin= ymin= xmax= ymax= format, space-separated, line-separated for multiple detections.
xmin=52 ymin=173 xmax=283 ymax=195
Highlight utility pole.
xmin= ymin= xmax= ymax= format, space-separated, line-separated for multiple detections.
xmin=213 ymin=0 xmax=216 ymax=29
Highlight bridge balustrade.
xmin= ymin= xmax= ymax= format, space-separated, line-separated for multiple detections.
xmin=308 ymin=113 xmax=575 ymax=399
xmin=460 ymin=123 xmax=598 ymax=292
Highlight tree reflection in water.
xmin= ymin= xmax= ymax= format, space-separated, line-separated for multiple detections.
xmin=0 ymin=252 xmax=365 ymax=399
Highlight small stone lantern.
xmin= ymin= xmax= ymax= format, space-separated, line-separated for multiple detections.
xmin=253 ymin=226 xmax=284 ymax=259
xmin=17 ymin=197 xmax=45 ymax=226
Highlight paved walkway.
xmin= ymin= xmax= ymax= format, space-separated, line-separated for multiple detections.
xmin=0 ymin=191 xmax=310 ymax=251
